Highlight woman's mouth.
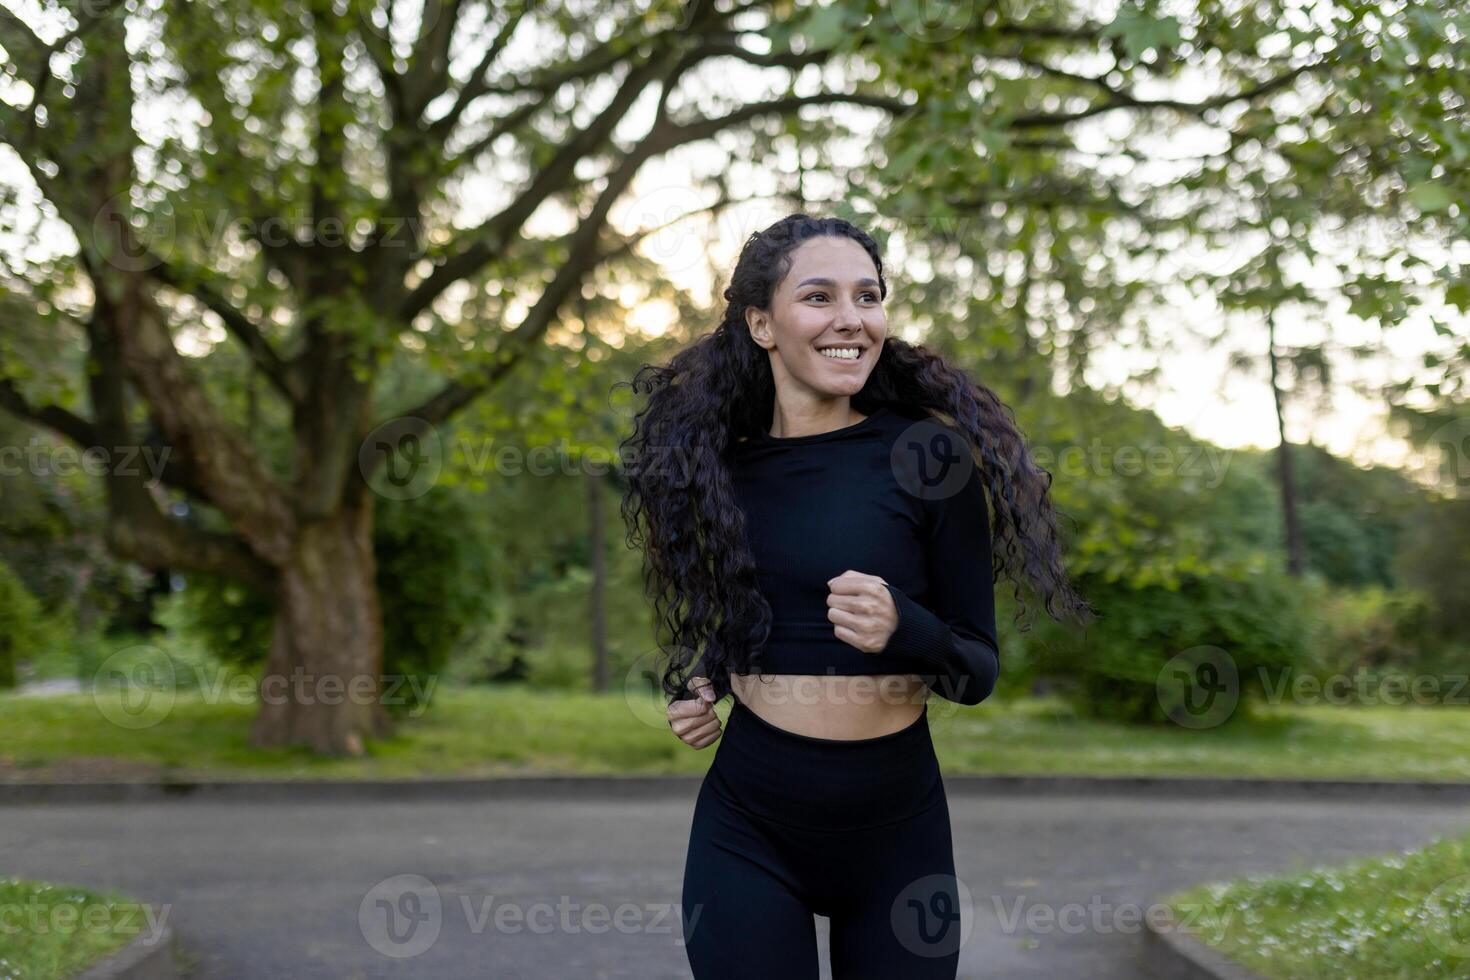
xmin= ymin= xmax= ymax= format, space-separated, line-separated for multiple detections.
xmin=818 ymin=346 xmax=863 ymax=361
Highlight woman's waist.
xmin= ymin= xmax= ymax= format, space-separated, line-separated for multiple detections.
xmin=709 ymin=700 xmax=942 ymax=830
xmin=726 ymin=669 xmax=929 ymax=717
xmin=727 ymin=675 xmax=929 ymax=736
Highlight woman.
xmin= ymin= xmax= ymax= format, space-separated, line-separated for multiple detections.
xmin=617 ymin=213 xmax=1094 ymax=979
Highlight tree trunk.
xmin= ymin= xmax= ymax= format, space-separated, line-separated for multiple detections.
xmin=248 ymin=498 xmax=394 ymax=755
xmin=589 ymin=468 xmax=608 ymax=692
xmin=1267 ymin=306 xmax=1306 ymax=577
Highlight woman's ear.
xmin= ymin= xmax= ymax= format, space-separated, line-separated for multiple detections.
xmin=745 ymin=306 xmax=775 ymax=350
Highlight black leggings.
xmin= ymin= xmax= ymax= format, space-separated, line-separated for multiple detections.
xmin=681 ymin=698 xmax=963 ymax=979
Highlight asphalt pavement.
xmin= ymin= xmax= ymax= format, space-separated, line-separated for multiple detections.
xmin=3 ymin=782 xmax=1467 ymax=978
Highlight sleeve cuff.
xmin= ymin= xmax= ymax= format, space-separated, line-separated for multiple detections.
xmin=880 ymin=582 xmax=957 ymax=667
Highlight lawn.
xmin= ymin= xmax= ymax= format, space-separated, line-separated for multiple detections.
xmin=0 ymin=877 xmax=161 ymax=980
xmin=1162 ymin=824 xmax=1470 ymax=978
xmin=4 ymin=684 xmax=1470 ymax=781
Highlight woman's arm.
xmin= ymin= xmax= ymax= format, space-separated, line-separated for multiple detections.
xmin=878 ymin=460 xmax=1000 ymax=706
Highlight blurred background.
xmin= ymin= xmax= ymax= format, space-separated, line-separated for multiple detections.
xmin=1 ymin=0 xmax=1468 ymax=976
xmin=2 ymin=0 xmax=1466 ymax=751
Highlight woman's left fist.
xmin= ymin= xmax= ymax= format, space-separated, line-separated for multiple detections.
xmin=825 ymin=569 xmax=899 ymax=654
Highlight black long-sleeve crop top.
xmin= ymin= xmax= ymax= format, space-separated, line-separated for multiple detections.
xmin=717 ymin=405 xmax=1001 ymax=706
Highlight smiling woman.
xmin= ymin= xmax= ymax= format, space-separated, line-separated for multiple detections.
xmin=616 ymin=212 xmax=1095 ymax=979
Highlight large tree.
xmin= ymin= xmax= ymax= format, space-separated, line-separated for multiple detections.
xmin=1 ymin=0 xmax=1462 ymax=754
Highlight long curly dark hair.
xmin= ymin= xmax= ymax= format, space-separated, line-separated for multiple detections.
xmin=616 ymin=213 xmax=1095 ymax=705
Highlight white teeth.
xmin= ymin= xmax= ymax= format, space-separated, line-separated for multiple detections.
xmin=819 ymin=347 xmax=861 ymax=360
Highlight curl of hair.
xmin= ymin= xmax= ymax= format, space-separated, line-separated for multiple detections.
xmin=615 ymin=213 xmax=1096 ymax=705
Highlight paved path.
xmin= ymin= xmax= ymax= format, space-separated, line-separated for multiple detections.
xmin=2 ymin=785 xmax=1466 ymax=978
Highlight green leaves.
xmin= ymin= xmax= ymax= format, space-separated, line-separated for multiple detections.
xmin=796 ymin=1 xmax=851 ymax=51
xmin=1102 ymin=7 xmax=1184 ymax=61
xmin=1407 ymin=182 xmax=1454 ymax=214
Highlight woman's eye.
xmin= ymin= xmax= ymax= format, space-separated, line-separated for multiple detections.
xmin=807 ymin=292 xmax=879 ymax=302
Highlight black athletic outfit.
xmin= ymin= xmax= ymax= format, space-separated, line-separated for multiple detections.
xmin=681 ymin=405 xmax=1000 ymax=979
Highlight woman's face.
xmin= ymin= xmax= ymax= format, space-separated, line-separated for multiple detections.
xmin=745 ymin=236 xmax=887 ymax=399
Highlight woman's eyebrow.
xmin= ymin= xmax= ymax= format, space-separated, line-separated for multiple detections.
xmin=795 ymin=277 xmax=880 ymax=288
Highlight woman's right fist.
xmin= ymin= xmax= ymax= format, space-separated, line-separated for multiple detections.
xmin=667 ymin=675 xmax=722 ymax=749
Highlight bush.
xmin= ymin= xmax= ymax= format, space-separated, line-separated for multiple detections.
xmin=0 ymin=559 xmax=46 ymax=688
xmin=372 ymin=489 xmax=496 ymax=711
xmin=1305 ymin=584 xmax=1438 ymax=675
xmin=1026 ymin=566 xmax=1316 ymax=724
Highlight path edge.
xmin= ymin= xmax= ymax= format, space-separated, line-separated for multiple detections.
xmin=1142 ymin=914 xmax=1267 ymax=980
xmin=5 ymin=773 xmax=1470 ymax=804
xmin=74 ymin=906 xmax=178 ymax=980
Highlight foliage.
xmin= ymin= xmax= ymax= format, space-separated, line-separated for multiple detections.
xmin=0 ymin=416 xmax=154 ymax=629
xmin=2 ymin=0 xmax=1466 ymax=742
xmin=1025 ymin=565 xmax=1315 ymax=724
xmin=968 ymin=382 xmax=1313 ymax=721
xmin=0 ymin=559 xmax=46 ymax=688
xmin=1289 ymin=443 xmax=1427 ymax=588
xmin=372 ymin=488 xmax=497 ymax=713
xmin=1302 ymin=583 xmax=1447 ymax=677
xmin=1393 ymin=495 xmax=1470 ymax=642
xmin=164 ymin=573 xmax=277 ymax=673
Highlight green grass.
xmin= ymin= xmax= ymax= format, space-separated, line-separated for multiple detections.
xmin=4 ymin=685 xmax=1470 ymax=781
xmin=0 ymin=877 xmax=159 ymax=980
xmin=1161 ymin=825 xmax=1470 ymax=979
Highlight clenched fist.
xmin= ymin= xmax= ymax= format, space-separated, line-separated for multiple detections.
xmin=667 ymin=675 xmax=722 ymax=749
xmin=826 ymin=569 xmax=899 ymax=654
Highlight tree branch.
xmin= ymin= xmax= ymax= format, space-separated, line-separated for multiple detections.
xmin=423 ymin=1 xmax=531 ymax=138
xmin=401 ymin=0 xmax=469 ymax=119
xmin=0 ymin=377 xmax=98 ymax=447
xmin=80 ymin=209 xmax=298 ymax=565
xmin=0 ymin=332 xmax=275 ymax=590
xmin=147 ymin=255 xmax=301 ymax=402
xmin=992 ymin=20 xmax=1107 ymax=42
xmin=400 ymin=50 xmax=683 ymax=321
xmin=1008 ymin=61 xmax=1322 ymax=129
xmin=379 ymin=84 xmax=914 ymax=435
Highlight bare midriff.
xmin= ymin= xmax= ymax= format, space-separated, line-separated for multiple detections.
xmin=728 ymin=672 xmax=931 ymax=740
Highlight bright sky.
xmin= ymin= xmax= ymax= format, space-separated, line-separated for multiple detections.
xmin=1 ymin=0 xmax=1459 ymax=479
